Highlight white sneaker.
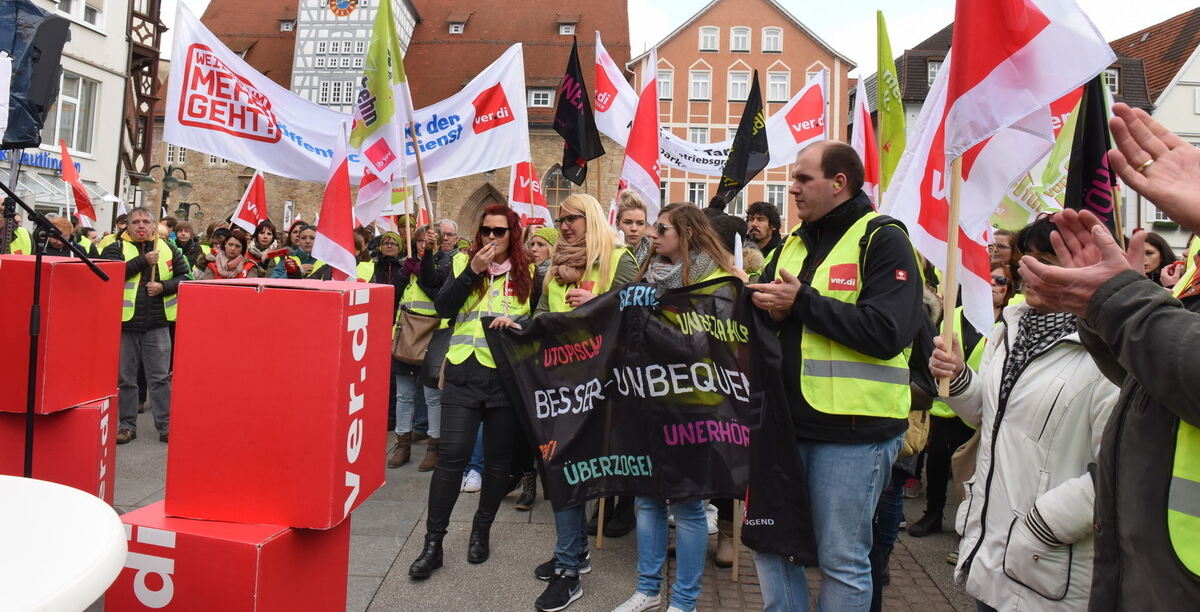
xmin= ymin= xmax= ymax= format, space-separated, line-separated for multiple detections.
xmin=706 ymin=503 xmax=719 ymax=535
xmin=462 ymin=470 xmax=481 ymax=493
xmin=666 ymin=607 xmax=686 ymax=612
xmin=612 ymin=592 xmax=661 ymax=612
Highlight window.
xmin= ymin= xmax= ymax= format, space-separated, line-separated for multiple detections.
xmin=344 ymin=80 xmax=356 ymax=104
xmin=449 ymin=23 xmax=464 ymax=35
xmin=657 ymin=70 xmax=673 ymax=99
xmin=806 ymin=70 xmax=824 ymax=86
xmin=41 ymin=72 xmax=98 ymax=154
xmin=729 ymin=190 xmax=746 ymax=217
xmin=316 ymin=41 xmax=328 ymax=55
xmin=354 ymin=41 xmax=366 ymax=55
xmin=208 ymin=155 xmax=228 ymax=166
xmin=1151 ymin=205 xmax=1171 ymax=222
xmin=319 ymin=81 xmax=331 ymax=104
xmin=687 ymin=181 xmax=707 ymax=205
xmin=528 ymin=88 xmax=554 ymax=107
xmin=166 ymin=144 xmax=178 ymax=164
xmin=660 ymin=181 xmax=668 ymax=203
xmin=340 ymin=56 xmax=352 ymax=68
xmin=729 ymin=71 xmax=750 ymax=101
xmin=1104 ymin=68 xmax=1120 ymax=95
xmin=543 ymin=167 xmax=572 ymax=210
xmin=766 ymin=184 xmax=787 ymax=208
xmin=688 ymin=127 xmax=708 ymax=143
xmin=699 ymin=27 xmax=719 ymax=52
xmin=58 ymin=0 xmax=103 ymax=27
xmin=730 ymin=27 xmax=751 ymax=52
xmin=353 ymin=57 xmax=363 ymax=68
xmin=927 ymin=60 xmax=943 ymax=86
xmin=559 ymin=24 xmax=575 ymax=36
xmin=767 ymin=72 xmax=789 ymax=102
xmin=279 ymin=20 xmax=294 ymax=32
xmin=315 ymin=56 xmax=326 ymax=68
xmin=763 ymin=27 xmax=782 ymax=53
xmin=690 ymin=70 xmax=711 ymax=100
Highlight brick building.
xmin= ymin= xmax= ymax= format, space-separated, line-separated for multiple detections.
xmin=628 ymin=0 xmax=854 ymax=225
xmin=404 ymin=0 xmax=630 ymax=230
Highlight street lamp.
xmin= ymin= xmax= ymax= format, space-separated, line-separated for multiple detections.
xmin=145 ymin=164 xmax=192 ymax=217
xmin=174 ymin=202 xmax=204 ymax=221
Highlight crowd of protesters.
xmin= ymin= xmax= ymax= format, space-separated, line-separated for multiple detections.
xmin=8 ymin=101 xmax=1199 ymax=611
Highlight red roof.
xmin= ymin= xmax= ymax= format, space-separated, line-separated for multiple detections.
xmin=404 ymin=0 xmax=631 ymax=126
xmin=200 ymin=0 xmax=298 ymax=90
xmin=1110 ymin=8 xmax=1200 ymax=102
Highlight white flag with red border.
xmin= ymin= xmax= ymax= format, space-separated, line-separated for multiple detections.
xmin=312 ymin=124 xmax=358 ymax=280
xmin=508 ymin=161 xmax=552 ymax=227
xmin=850 ymin=79 xmax=880 ymax=207
xmin=231 ymin=170 xmax=269 ymax=233
xmin=619 ymin=49 xmax=661 ymax=221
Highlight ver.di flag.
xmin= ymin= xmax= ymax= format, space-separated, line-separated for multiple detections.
xmin=349 ymin=0 xmax=410 ymax=226
xmin=312 ymin=123 xmax=357 ymax=280
xmin=165 ymin=5 xmax=529 ymax=186
xmin=851 ymin=78 xmax=881 ymax=206
xmin=230 ymin=170 xmax=269 ymax=233
xmin=59 ymin=140 xmax=95 ymax=222
xmin=620 ymin=49 xmax=661 ymax=220
xmin=554 ymin=38 xmax=604 ymax=185
xmin=508 ymin=161 xmax=552 ymax=227
xmin=717 ymin=71 xmax=768 ymax=203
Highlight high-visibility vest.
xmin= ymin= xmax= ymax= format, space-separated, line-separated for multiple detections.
xmin=121 ymin=239 xmax=178 ymax=322
xmin=397 ymin=274 xmax=449 ymax=330
xmin=288 ymin=255 xmax=325 ymax=277
xmin=1170 ymin=421 xmax=1200 ymax=576
xmin=356 ymin=261 xmax=374 ymax=282
xmin=78 ymin=235 xmax=94 ymax=254
xmin=98 ymin=233 xmax=117 ymax=252
xmin=545 ymin=247 xmax=630 ymax=313
xmin=446 ymin=252 xmax=532 ymax=368
xmin=772 ymin=212 xmax=912 ymax=418
xmin=931 ymin=306 xmax=987 ymax=420
xmin=1172 ymin=236 xmax=1200 ymax=299
xmin=9 ymin=226 xmax=32 ymax=254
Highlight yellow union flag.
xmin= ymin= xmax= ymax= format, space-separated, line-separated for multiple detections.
xmin=876 ymin=11 xmax=905 ymax=193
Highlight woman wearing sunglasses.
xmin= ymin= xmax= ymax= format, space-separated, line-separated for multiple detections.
xmin=531 ymin=193 xmax=639 ymax=612
xmin=613 ymin=203 xmax=743 ymax=612
xmin=408 ymin=204 xmax=537 ymax=580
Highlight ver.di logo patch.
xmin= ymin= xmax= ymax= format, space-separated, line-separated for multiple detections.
xmin=471 ymin=84 xmax=515 ymax=134
xmin=827 ymin=263 xmax=858 ymax=291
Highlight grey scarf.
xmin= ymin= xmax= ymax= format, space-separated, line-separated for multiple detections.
xmin=645 ymin=251 xmax=717 ymax=290
xmin=631 ymin=236 xmax=653 ymax=267
xmin=998 ymin=310 xmax=1077 ymax=405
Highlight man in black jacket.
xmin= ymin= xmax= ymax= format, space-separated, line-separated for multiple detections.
xmin=102 ymin=207 xmax=191 ymax=444
xmin=747 ymin=141 xmax=924 ymax=609
xmin=746 ymin=200 xmax=783 ymax=260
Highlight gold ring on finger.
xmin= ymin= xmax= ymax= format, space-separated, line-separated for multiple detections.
xmin=1136 ymin=158 xmax=1154 ymax=173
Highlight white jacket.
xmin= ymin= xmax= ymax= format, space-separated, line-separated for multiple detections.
xmin=946 ymin=302 xmax=1118 ymax=611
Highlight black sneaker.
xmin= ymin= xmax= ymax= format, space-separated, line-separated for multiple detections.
xmin=535 ymin=574 xmax=582 ymax=612
xmin=534 ymin=551 xmax=591 ymax=581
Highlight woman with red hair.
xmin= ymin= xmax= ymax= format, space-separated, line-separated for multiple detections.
xmin=409 ymin=204 xmax=536 ymax=580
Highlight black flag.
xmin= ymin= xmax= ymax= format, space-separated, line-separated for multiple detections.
xmin=1063 ymin=75 xmax=1119 ymax=235
xmin=554 ymin=38 xmax=605 ymax=186
xmin=717 ymin=71 xmax=770 ymax=203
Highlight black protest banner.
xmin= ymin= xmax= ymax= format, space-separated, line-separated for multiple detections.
xmin=488 ymin=277 xmax=816 ymax=564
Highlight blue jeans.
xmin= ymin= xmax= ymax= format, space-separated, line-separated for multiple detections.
xmin=394 ymin=374 xmax=441 ymax=438
xmin=552 ymin=504 xmax=589 ymax=574
xmin=468 ymin=425 xmax=484 ymax=474
xmin=754 ymin=433 xmax=905 ymax=612
xmin=635 ymin=498 xmax=707 ymax=611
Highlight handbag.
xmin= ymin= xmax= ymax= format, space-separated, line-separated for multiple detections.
xmin=392 ymin=306 xmax=441 ymax=365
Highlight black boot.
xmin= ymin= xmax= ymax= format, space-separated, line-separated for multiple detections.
xmin=408 ymin=534 xmax=444 ymax=579
xmin=603 ymin=495 xmax=636 ymax=538
xmin=515 ymin=471 xmax=537 ymax=511
xmin=468 ymin=522 xmax=491 ymax=564
xmin=908 ymin=511 xmax=943 ymax=538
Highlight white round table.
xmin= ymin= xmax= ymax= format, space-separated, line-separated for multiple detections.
xmin=0 ymin=475 xmax=127 ymax=611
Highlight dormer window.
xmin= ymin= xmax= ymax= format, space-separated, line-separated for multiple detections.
xmin=279 ymin=19 xmax=295 ymax=32
xmin=447 ymin=12 xmax=469 ymax=35
xmin=557 ymin=15 xmax=579 ymax=37
xmin=449 ymin=22 xmax=464 ymax=34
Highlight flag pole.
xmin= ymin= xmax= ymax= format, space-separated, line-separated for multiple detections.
xmin=408 ymin=123 xmax=435 ymax=224
xmin=1112 ymin=185 xmax=1127 ymax=250
xmin=938 ymin=157 xmax=964 ymax=397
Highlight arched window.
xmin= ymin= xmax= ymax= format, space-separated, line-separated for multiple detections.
xmin=543 ymin=166 xmax=572 ymax=214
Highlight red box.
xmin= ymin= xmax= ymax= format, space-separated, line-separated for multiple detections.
xmin=0 ymin=255 xmax=124 ymax=414
xmin=0 ymin=397 xmax=117 ymax=503
xmin=165 ymin=279 xmax=391 ymax=528
xmin=106 ymin=501 xmax=350 ymax=611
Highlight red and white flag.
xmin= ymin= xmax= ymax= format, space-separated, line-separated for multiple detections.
xmin=508 ymin=161 xmax=552 ymax=227
xmin=850 ymin=79 xmax=880 ymax=207
xmin=59 ymin=140 xmax=95 ymax=222
xmin=231 ymin=170 xmax=269 ymax=233
xmin=312 ymin=124 xmax=358 ymax=280
xmin=619 ymin=49 xmax=661 ymax=221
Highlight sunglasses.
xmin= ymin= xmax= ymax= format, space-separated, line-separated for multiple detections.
xmin=655 ymin=223 xmax=674 ymax=235
xmin=479 ymin=226 xmax=510 ymax=238
xmin=554 ymin=214 xmax=585 ymax=226
xmin=991 ymin=275 xmax=1009 ymax=287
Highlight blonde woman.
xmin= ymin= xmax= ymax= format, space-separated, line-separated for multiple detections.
xmin=616 ymin=190 xmax=652 ymax=266
xmin=532 ymin=193 xmax=639 ymax=612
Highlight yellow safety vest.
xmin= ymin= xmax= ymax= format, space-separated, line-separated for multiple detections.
xmin=9 ymin=226 xmax=32 ymax=254
xmin=78 ymin=235 xmax=94 ymax=254
xmin=356 ymin=261 xmax=374 ymax=282
xmin=121 ymin=239 xmax=178 ymax=322
xmin=931 ymin=306 xmax=987 ymax=421
xmin=545 ymin=247 xmax=630 ymax=313
xmin=772 ymin=212 xmax=912 ymax=418
xmin=288 ymin=255 xmax=326 ymax=278
xmin=1170 ymin=421 xmax=1200 ymax=576
xmin=1172 ymin=236 xmax=1200 ymax=299
xmin=98 ymin=233 xmax=118 ymax=252
xmin=446 ymin=252 xmax=532 ymax=368
xmin=397 ymin=274 xmax=449 ymax=330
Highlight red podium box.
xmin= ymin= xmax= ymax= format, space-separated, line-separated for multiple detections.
xmin=165 ymin=279 xmax=391 ymax=528
xmin=106 ymin=501 xmax=351 ymax=611
xmin=0 ymin=397 xmax=117 ymax=503
xmin=0 ymin=255 xmax=124 ymax=414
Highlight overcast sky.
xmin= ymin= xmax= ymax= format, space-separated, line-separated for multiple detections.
xmin=165 ymin=0 xmax=1197 ymax=77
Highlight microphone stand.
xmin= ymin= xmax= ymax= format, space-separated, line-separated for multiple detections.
xmin=1 ymin=172 xmax=110 ymax=478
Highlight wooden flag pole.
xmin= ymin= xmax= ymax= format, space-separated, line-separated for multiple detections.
xmin=595 ymin=498 xmax=606 ymax=549
xmin=1112 ymin=185 xmax=1127 ymax=250
xmin=938 ymin=157 xmax=964 ymax=397
xmin=404 ymin=208 xmax=412 ymax=259
xmin=408 ymin=123 xmax=435 ymax=224
xmin=731 ymin=500 xmax=743 ymax=582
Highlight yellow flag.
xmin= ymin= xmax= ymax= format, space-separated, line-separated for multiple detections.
xmin=876 ymin=11 xmax=905 ymax=192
